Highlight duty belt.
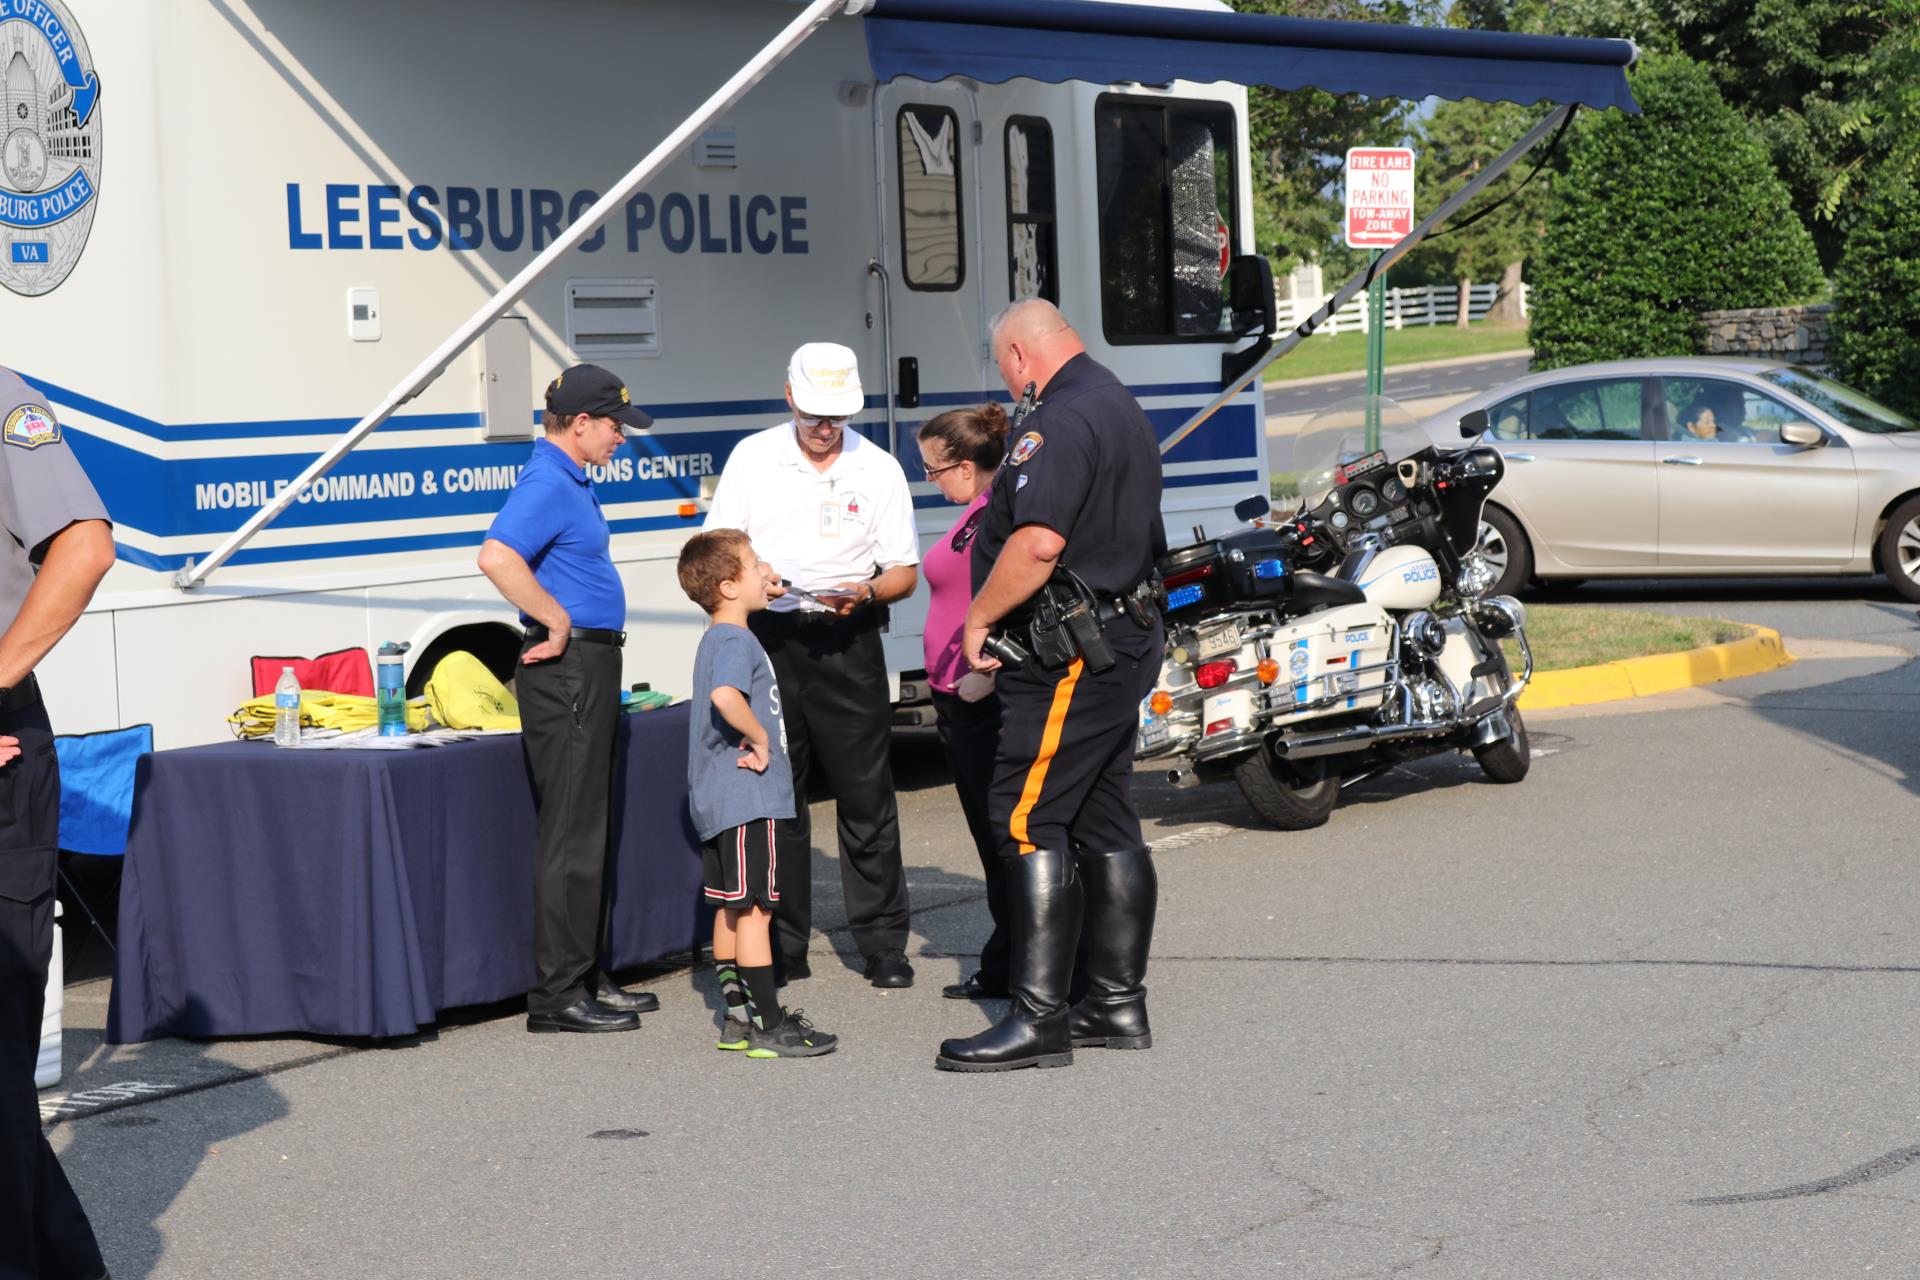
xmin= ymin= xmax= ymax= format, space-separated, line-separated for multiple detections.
xmin=524 ymin=624 xmax=626 ymax=648
xmin=0 ymin=673 xmax=42 ymax=718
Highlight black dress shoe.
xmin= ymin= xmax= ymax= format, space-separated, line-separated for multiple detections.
xmin=942 ymin=972 xmax=1010 ymax=1001
xmin=527 ymin=997 xmax=640 ymax=1034
xmin=865 ymin=950 xmax=914 ymax=988
xmin=593 ymin=982 xmax=660 ymax=1014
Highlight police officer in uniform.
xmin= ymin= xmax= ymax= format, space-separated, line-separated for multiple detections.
xmin=0 ymin=367 xmax=115 ymax=1277
xmin=479 ymin=364 xmax=660 ymax=1034
xmin=936 ymin=301 xmax=1166 ymax=1073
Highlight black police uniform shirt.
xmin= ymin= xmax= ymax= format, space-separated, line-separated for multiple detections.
xmin=971 ymin=352 xmax=1166 ymax=611
xmin=0 ymin=368 xmax=111 ymax=626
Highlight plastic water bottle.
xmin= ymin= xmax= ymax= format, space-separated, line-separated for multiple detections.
xmin=273 ymin=666 xmax=302 ymax=747
xmin=376 ymin=640 xmax=410 ymax=736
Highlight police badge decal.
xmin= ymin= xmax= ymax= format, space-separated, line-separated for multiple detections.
xmin=0 ymin=0 xmax=102 ymax=298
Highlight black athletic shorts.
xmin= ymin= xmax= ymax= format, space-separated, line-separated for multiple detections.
xmin=702 ymin=817 xmax=781 ymax=910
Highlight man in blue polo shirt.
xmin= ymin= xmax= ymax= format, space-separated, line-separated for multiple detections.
xmin=479 ymin=363 xmax=656 ymax=1034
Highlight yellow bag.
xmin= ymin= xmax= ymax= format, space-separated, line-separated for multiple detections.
xmin=423 ymin=651 xmax=521 ymax=731
xmin=227 ymin=690 xmax=430 ymax=739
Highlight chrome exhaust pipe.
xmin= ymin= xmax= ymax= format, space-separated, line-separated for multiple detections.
xmin=1167 ymin=767 xmax=1201 ymax=790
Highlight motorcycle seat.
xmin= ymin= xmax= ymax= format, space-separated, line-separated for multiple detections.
xmin=1291 ymin=572 xmax=1369 ymax=610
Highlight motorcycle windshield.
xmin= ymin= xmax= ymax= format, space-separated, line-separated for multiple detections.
xmin=1280 ymin=395 xmax=1431 ymax=510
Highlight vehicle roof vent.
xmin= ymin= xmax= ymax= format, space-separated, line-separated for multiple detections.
xmin=694 ymin=127 xmax=738 ymax=170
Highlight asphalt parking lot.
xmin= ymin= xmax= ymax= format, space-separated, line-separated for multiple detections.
xmin=42 ymin=580 xmax=1920 ymax=1278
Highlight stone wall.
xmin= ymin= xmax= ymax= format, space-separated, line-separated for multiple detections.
xmin=1698 ymin=303 xmax=1833 ymax=366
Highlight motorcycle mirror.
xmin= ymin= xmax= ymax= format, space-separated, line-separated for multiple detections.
xmin=1233 ymin=494 xmax=1270 ymax=522
xmin=1459 ymin=408 xmax=1490 ymax=439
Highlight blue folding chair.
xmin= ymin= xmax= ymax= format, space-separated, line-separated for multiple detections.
xmin=54 ymin=723 xmax=154 ymax=951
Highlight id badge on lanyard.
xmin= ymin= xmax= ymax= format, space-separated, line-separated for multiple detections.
xmin=819 ymin=501 xmax=842 ymax=538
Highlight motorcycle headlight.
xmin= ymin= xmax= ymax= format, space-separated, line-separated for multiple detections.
xmin=1475 ymin=596 xmax=1527 ymax=638
xmin=1456 ymin=551 xmax=1497 ymax=600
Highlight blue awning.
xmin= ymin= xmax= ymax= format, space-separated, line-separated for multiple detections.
xmin=863 ymin=0 xmax=1639 ymax=113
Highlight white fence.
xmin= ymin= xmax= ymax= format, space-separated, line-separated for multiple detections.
xmin=1277 ymin=281 xmax=1530 ymax=335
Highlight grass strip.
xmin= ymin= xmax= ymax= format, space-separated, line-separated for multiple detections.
xmin=1507 ymin=606 xmax=1748 ymax=673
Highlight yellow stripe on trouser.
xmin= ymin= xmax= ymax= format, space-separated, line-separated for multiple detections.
xmin=1009 ymin=656 xmax=1085 ymax=855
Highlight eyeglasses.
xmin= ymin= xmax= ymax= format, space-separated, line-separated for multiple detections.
xmin=796 ymin=413 xmax=850 ymax=429
xmin=951 ymin=506 xmax=986 ymax=553
xmin=924 ymin=459 xmax=967 ymax=480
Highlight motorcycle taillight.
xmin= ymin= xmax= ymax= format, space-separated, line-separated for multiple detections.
xmin=1195 ymin=659 xmax=1238 ymax=689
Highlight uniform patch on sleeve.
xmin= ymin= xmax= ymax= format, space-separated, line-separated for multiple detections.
xmin=1009 ymin=431 xmax=1043 ymax=465
xmin=3 ymin=405 xmax=60 ymax=449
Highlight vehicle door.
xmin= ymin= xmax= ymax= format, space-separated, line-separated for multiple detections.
xmin=874 ymin=81 xmax=990 ymax=456
xmin=1488 ymin=376 xmax=1660 ymax=566
xmin=1655 ymin=376 xmax=1857 ymax=567
xmin=872 ymin=81 xmax=988 ymax=670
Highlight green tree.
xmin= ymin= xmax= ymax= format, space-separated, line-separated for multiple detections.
xmin=1402 ymin=99 xmax=1548 ymax=325
xmin=1229 ymin=0 xmax=1442 ymax=279
xmin=1458 ymin=0 xmax=1886 ymax=272
xmin=1828 ymin=178 xmax=1920 ymax=419
xmin=1528 ymin=53 xmax=1822 ymax=370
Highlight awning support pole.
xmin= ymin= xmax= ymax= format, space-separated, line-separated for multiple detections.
xmin=175 ymin=0 xmax=857 ymax=590
xmin=1160 ymin=102 xmax=1573 ymax=459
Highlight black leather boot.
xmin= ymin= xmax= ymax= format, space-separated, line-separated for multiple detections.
xmin=936 ymin=848 xmax=1083 ymax=1071
xmin=1067 ymin=846 xmax=1157 ymax=1050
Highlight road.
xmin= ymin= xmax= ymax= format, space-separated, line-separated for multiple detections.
xmin=1265 ymin=351 xmax=1532 ymax=473
xmin=42 ymin=582 xmax=1920 ymax=1279
xmin=1263 ymin=350 xmax=1534 ymax=422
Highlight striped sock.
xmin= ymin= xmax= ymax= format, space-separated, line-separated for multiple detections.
xmin=717 ymin=963 xmax=749 ymax=1020
xmin=740 ymin=964 xmax=781 ymax=1031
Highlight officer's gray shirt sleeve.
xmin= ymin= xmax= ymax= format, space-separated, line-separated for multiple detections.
xmin=0 ymin=383 xmax=110 ymax=563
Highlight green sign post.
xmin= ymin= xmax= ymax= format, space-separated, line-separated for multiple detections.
xmin=1345 ymin=147 xmax=1415 ymax=455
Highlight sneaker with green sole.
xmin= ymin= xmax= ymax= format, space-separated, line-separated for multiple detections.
xmin=745 ymin=1009 xmax=838 ymax=1059
xmin=716 ymin=1015 xmax=751 ymax=1052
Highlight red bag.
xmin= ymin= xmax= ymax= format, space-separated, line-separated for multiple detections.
xmin=250 ymin=647 xmax=375 ymax=698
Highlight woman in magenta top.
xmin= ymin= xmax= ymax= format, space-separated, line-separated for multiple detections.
xmin=917 ymin=403 xmax=1011 ymax=1001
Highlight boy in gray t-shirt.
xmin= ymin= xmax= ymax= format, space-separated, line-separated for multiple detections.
xmin=678 ymin=529 xmax=837 ymax=1059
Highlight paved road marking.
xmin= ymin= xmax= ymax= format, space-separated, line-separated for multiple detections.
xmin=39 ymin=1080 xmax=174 ymax=1123
xmin=1151 ymin=824 xmax=1236 ymax=852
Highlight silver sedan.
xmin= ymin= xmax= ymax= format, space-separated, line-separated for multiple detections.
xmin=1420 ymin=358 xmax=1920 ymax=602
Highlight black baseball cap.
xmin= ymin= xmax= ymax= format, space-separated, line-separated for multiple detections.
xmin=546 ymin=363 xmax=654 ymax=433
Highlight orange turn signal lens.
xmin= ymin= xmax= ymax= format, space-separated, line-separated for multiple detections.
xmin=1149 ymin=691 xmax=1174 ymax=716
xmin=1256 ymin=658 xmax=1281 ymax=685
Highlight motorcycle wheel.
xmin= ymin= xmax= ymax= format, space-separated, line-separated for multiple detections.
xmin=1232 ymin=751 xmax=1340 ymax=830
xmin=1472 ymin=708 xmax=1531 ymax=784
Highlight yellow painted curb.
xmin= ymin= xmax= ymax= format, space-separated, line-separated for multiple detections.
xmin=1517 ymin=625 xmax=1793 ymax=711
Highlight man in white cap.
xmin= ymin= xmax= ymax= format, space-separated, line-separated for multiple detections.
xmin=704 ymin=344 xmax=920 ymax=988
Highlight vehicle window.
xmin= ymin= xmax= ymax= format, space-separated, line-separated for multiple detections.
xmin=898 ymin=106 xmax=963 ymax=291
xmin=1530 ymin=379 xmax=1643 ymax=441
xmin=1489 ymin=393 xmax=1529 ymax=440
xmin=1663 ymin=378 xmax=1811 ymax=445
xmin=1096 ymin=96 xmax=1239 ymax=342
xmin=1759 ymin=368 xmax=1919 ymax=434
xmin=1005 ymin=117 xmax=1058 ymax=305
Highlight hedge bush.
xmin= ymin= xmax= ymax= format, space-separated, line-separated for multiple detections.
xmin=1529 ymin=54 xmax=1823 ymax=371
xmin=1828 ymin=179 xmax=1920 ymax=419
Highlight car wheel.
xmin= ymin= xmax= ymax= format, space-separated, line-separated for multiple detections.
xmin=1478 ymin=506 xmax=1532 ymax=598
xmin=1880 ymin=495 xmax=1920 ymax=604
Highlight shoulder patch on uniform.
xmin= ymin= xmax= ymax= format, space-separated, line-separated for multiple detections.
xmin=4 ymin=404 xmax=60 ymax=449
xmin=1008 ymin=431 xmax=1043 ymax=466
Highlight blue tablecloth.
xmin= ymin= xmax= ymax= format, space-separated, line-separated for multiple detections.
xmin=106 ymin=705 xmax=705 ymax=1043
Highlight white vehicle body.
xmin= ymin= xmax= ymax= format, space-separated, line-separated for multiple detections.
xmin=5 ymin=0 xmax=1266 ymax=747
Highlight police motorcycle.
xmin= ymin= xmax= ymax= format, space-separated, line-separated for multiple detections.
xmin=1135 ymin=396 xmax=1533 ymax=830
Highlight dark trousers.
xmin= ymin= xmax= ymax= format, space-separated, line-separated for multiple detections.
xmin=987 ymin=620 xmax=1164 ymax=859
xmin=932 ymin=688 xmax=1009 ymax=987
xmin=518 ymin=639 xmax=623 ymax=1015
xmin=0 ymin=702 xmax=104 ymax=1279
xmin=750 ymin=611 xmax=909 ymax=968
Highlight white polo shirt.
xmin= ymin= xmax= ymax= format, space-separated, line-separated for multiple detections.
xmin=705 ymin=421 xmax=920 ymax=613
